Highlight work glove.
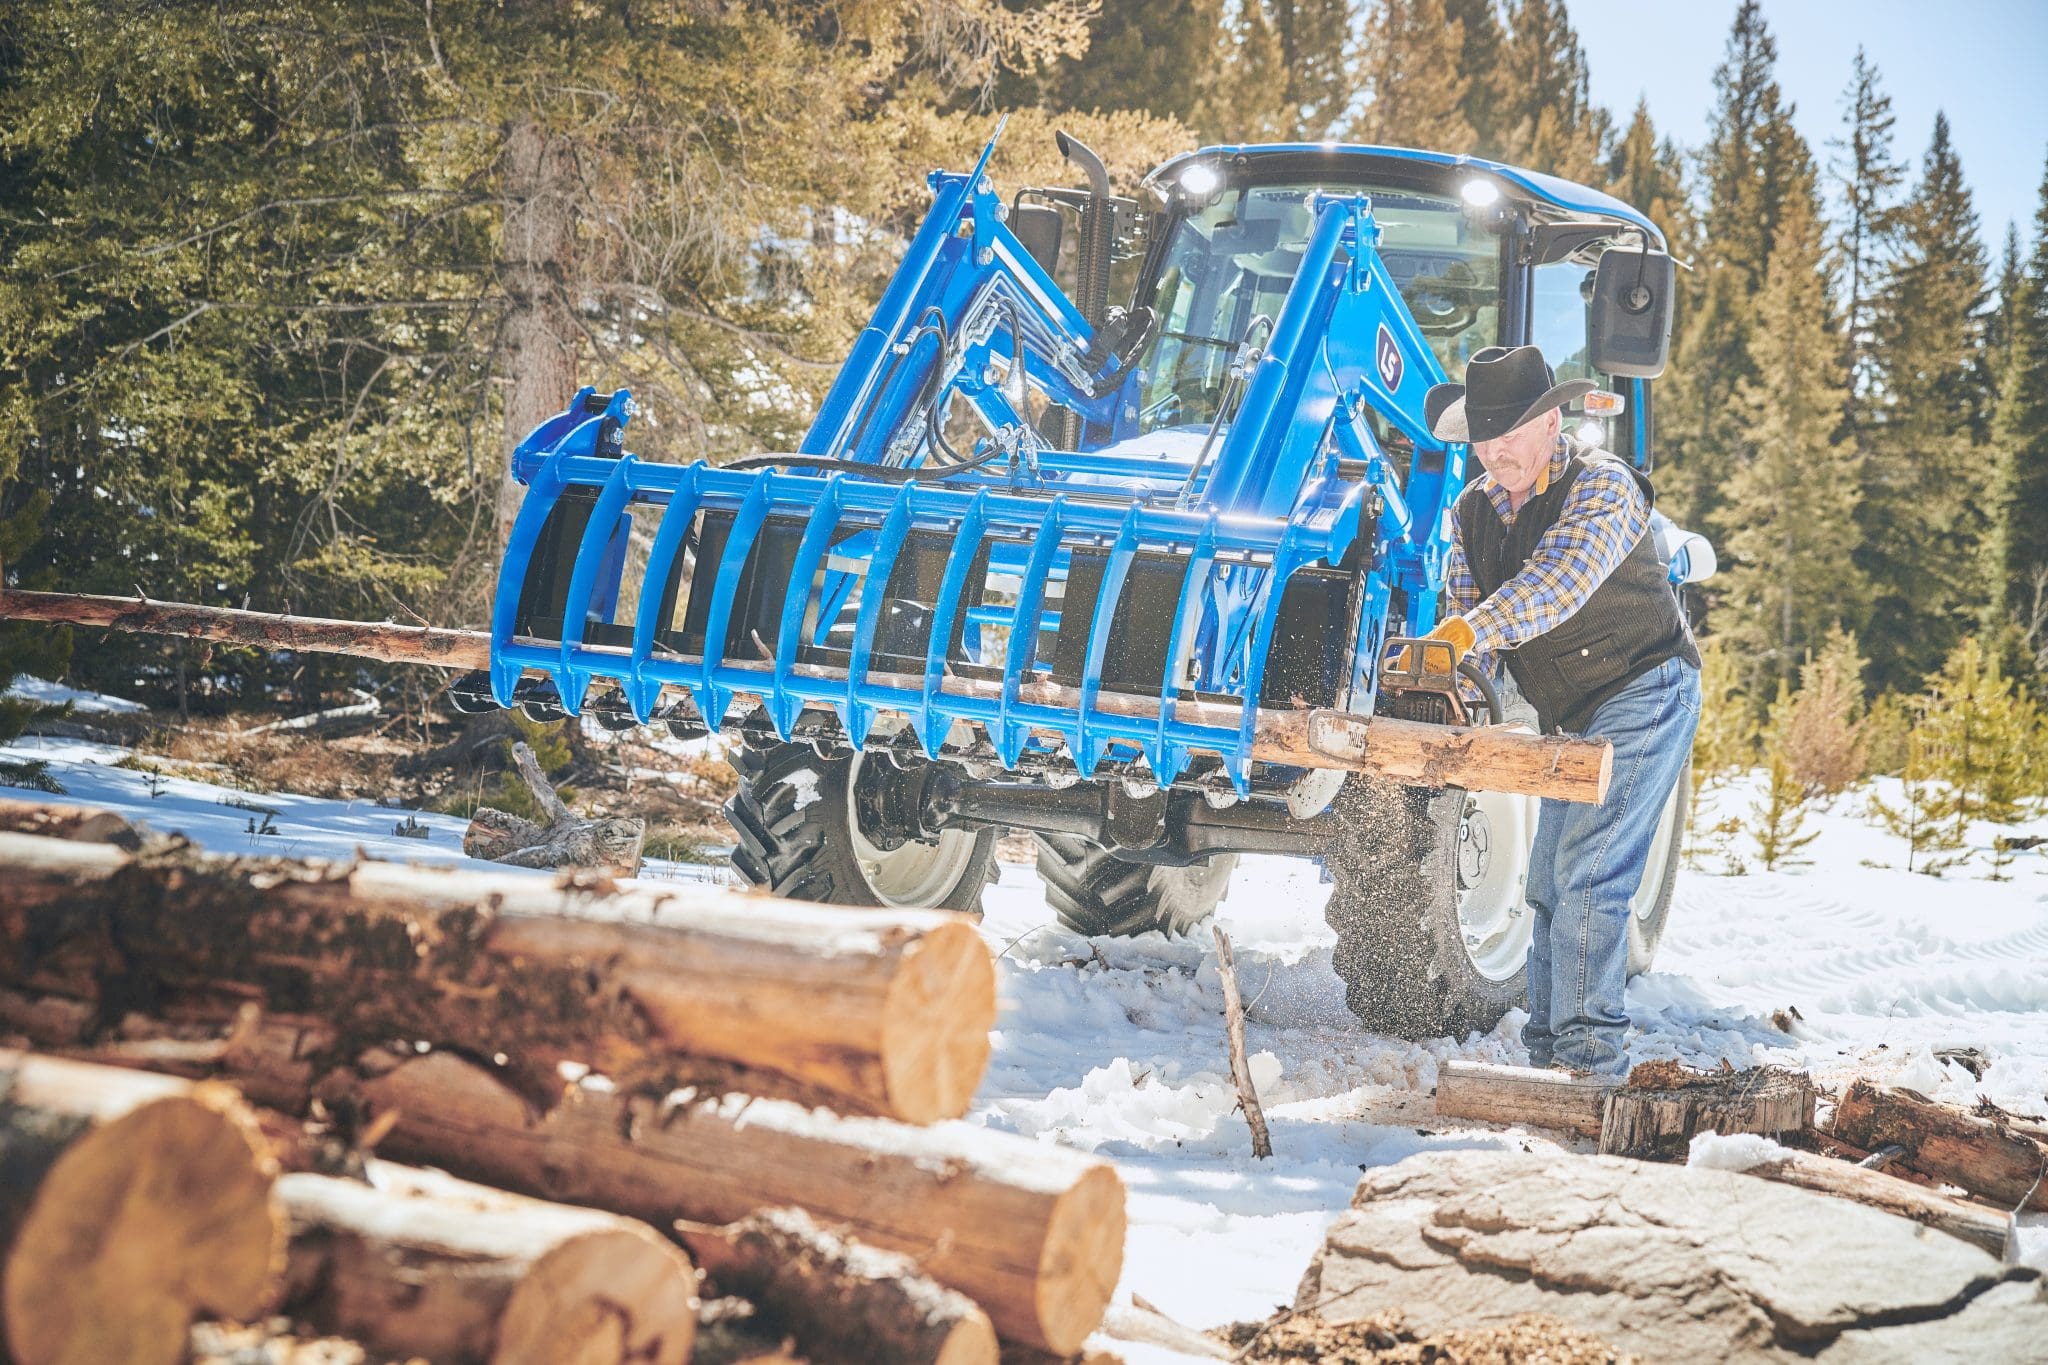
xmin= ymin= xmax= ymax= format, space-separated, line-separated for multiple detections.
xmin=1394 ymin=615 xmax=1476 ymax=676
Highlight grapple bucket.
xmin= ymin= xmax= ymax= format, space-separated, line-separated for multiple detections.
xmin=488 ymin=389 xmax=1368 ymax=793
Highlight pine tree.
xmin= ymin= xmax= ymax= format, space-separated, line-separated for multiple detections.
xmin=1491 ymin=0 xmax=1607 ymax=181
xmin=1190 ymin=1 xmax=1294 ymax=142
xmin=1774 ymin=627 xmax=1871 ymax=799
xmin=1858 ymin=114 xmax=1994 ymax=690
xmin=1828 ymin=48 xmax=1906 ymax=421
xmin=1258 ymin=0 xmax=1359 ymax=139
xmin=1606 ymin=102 xmax=1691 ymax=250
xmin=1860 ymin=690 xmax=1913 ymax=778
xmin=1870 ymin=728 xmax=1969 ymax=876
xmin=1444 ymin=0 xmax=1508 ymax=156
xmin=1348 ymin=0 xmax=1475 ymax=151
xmin=1985 ymin=152 xmax=2048 ymax=652
xmin=1750 ymin=748 xmax=1821 ymax=872
xmin=1917 ymin=637 xmax=2040 ymax=829
xmin=1685 ymin=636 xmax=1757 ymax=872
xmin=1712 ymin=166 xmax=1867 ymax=679
xmin=1656 ymin=1 xmax=1793 ymax=529
xmin=1024 ymin=0 xmax=1228 ymax=127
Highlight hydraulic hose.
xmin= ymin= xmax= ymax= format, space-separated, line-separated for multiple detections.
xmin=1458 ymin=658 xmax=1505 ymax=725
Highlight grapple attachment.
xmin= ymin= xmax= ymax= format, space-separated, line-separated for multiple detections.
xmin=487 ymin=389 xmax=1368 ymax=793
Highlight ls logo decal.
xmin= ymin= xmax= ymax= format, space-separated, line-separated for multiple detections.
xmin=1375 ymin=324 xmax=1403 ymax=391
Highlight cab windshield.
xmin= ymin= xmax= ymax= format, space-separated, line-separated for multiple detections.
xmin=1136 ymin=181 xmax=1503 ymax=433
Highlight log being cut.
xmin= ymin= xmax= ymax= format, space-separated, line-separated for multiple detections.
xmin=359 ymin=1051 xmax=1124 ymax=1355
xmin=0 ymin=1050 xmax=284 ymax=1365
xmin=279 ymin=1163 xmax=697 ymax=1365
xmin=0 ymin=588 xmax=1613 ymax=801
xmin=0 ymin=827 xmax=995 ymax=1123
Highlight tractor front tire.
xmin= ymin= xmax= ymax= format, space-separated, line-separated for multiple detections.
xmin=725 ymin=741 xmax=997 ymax=913
xmin=1323 ymin=777 xmax=1522 ymax=1040
xmin=1035 ymin=833 xmax=1238 ymax=938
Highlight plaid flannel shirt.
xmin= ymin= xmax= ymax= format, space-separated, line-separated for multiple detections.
xmin=1445 ymin=438 xmax=1650 ymax=691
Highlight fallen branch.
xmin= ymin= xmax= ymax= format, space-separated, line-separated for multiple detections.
xmin=1434 ymin=1060 xmax=1616 ymax=1139
xmin=0 ymin=826 xmax=996 ymax=1123
xmin=0 ymin=588 xmax=1613 ymax=801
xmin=1213 ymin=925 xmax=1271 ymax=1160
xmin=464 ymin=739 xmax=645 ymax=874
xmin=1830 ymin=1080 xmax=2048 ymax=1213
xmin=678 ymin=1206 xmax=996 ymax=1365
xmin=0 ymin=1050 xmax=284 ymax=1365
xmin=1733 ymin=1147 xmax=2009 ymax=1256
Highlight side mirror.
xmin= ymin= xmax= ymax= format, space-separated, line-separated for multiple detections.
xmin=1011 ymin=203 xmax=1064 ymax=280
xmin=1588 ymin=249 xmax=1674 ymax=378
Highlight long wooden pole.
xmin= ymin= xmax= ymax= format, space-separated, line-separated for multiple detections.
xmin=0 ymin=588 xmax=1611 ymax=802
xmin=0 ymin=828 xmax=996 ymax=1124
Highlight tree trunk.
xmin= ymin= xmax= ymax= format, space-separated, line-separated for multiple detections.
xmin=1733 ymin=1147 xmax=2009 ymax=1256
xmin=0 ymin=797 xmax=139 ymax=846
xmin=0 ymin=590 xmax=1615 ymax=801
xmin=1434 ymin=1059 xmax=1618 ymax=1139
xmin=0 ymin=1050 xmax=284 ymax=1365
xmin=279 ymin=1163 xmax=696 ymax=1365
xmin=1830 ymin=1080 xmax=2048 ymax=1213
xmin=679 ymin=1206 xmax=996 ymax=1365
xmin=497 ymin=114 xmax=580 ymax=556
xmin=0 ymin=829 xmax=996 ymax=1123
xmin=358 ymin=1051 xmax=1123 ymax=1355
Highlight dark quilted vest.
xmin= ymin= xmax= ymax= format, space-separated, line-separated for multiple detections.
xmin=1456 ymin=452 xmax=1700 ymax=735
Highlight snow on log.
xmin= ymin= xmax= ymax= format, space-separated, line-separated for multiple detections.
xmin=678 ymin=1206 xmax=996 ymax=1365
xmin=0 ymin=828 xmax=995 ymax=1123
xmin=0 ymin=1050 xmax=284 ymax=1365
xmin=357 ymin=1051 xmax=1125 ymax=1354
xmin=0 ymin=588 xmax=1612 ymax=801
xmin=279 ymin=1163 xmax=696 ymax=1365
xmin=1830 ymin=1080 xmax=2048 ymax=1213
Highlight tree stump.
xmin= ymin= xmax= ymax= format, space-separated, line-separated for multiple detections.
xmin=464 ymin=740 xmax=645 ymax=874
xmin=1598 ymin=1062 xmax=1815 ymax=1159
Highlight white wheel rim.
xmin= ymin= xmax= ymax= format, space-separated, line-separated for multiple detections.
xmin=1631 ymin=779 xmax=1684 ymax=924
xmin=845 ymin=754 xmax=980 ymax=908
xmin=1456 ymin=791 xmax=1537 ymax=983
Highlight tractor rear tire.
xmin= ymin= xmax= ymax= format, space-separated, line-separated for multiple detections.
xmin=725 ymin=741 xmax=997 ymax=913
xmin=1323 ymin=776 xmax=1522 ymax=1040
xmin=1035 ymin=833 xmax=1238 ymax=938
xmin=1626 ymin=759 xmax=1691 ymax=975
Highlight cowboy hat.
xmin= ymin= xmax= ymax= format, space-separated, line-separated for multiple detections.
xmin=1424 ymin=345 xmax=1595 ymax=443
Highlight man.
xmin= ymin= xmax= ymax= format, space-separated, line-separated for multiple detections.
xmin=1420 ymin=345 xmax=1701 ymax=1077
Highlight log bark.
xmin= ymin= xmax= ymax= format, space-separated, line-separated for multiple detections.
xmin=1433 ymin=1060 xmax=1617 ymax=1139
xmin=1830 ymin=1080 xmax=2048 ymax=1213
xmin=679 ymin=1206 xmax=996 ymax=1365
xmin=0 ymin=589 xmax=1612 ymax=801
xmin=0 ymin=796 xmax=139 ymax=846
xmin=1598 ymin=1064 xmax=1815 ymax=1159
xmin=1732 ymin=1148 xmax=2009 ymax=1256
xmin=464 ymin=739 xmax=646 ymax=874
xmin=0 ymin=828 xmax=995 ymax=1123
xmin=0 ymin=1049 xmax=284 ymax=1365
xmin=1211 ymin=926 xmax=1270 ymax=1159
xmin=357 ymin=1051 xmax=1124 ymax=1354
xmin=279 ymin=1162 xmax=696 ymax=1365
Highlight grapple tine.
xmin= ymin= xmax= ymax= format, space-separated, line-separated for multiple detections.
xmin=915 ymin=487 xmax=990 ymax=756
xmin=1154 ymin=515 xmax=1220 ymax=785
xmin=488 ymin=442 xmax=574 ymax=706
xmin=1075 ymin=504 xmax=1145 ymax=776
xmin=844 ymin=482 xmax=919 ymax=747
xmin=768 ymin=474 xmax=849 ymax=738
xmin=695 ymin=471 xmax=778 ymax=730
xmin=623 ymin=462 xmax=704 ymax=723
xmin=554 ymin=454 xmax=638 ymax=717
xmin=1232 ymin=523 xmax=1315 ymax=794
xmin=997 ymin=495 xmax=1067 ymax=768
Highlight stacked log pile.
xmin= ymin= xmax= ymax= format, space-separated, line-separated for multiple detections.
xmin=0 ymin=803 xmax=1127 ymax=1364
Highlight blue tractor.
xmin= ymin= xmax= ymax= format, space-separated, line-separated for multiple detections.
xmin=460 ymin=131 xmax=1716 ymax=1038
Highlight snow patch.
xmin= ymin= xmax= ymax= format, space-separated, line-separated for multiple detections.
xmin=5 ymin=674 xmax=146 ymax=714
xmin=1686 ymin=1130 xmax=1792 ymax=1172
xmin=785 ymin=768 xmax=822 ymax=810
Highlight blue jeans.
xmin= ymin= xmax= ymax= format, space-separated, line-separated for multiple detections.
xmin=1522 ymin=657 xmax=1700 ymax=1076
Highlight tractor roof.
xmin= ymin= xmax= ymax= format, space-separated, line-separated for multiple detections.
xmin=1149 ymin=143 xmax=1666 ymax=251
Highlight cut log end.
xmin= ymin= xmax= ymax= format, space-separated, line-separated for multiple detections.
xmin=881 ymin=919 xmax=999 ymax=1124
xmin=3 ymin=1076 xmax=282 ymax=1365
xmin=1031 ymin=1163 xmax=1128 ymax=1356
xmin=496 ymin=1226 xmax=698 ymax=1365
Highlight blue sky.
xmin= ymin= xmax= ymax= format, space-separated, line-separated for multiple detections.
xmin=1570 ymin=0 xmax=2048 ymax=256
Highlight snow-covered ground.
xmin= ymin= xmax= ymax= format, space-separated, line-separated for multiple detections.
xmin=4 ymin=682 xmax=2045 ymax=1333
